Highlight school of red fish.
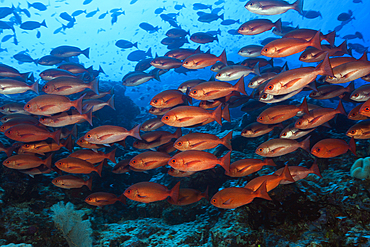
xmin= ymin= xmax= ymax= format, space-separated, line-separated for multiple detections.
xmin=1 ymin=0 xmax=370 ymax=209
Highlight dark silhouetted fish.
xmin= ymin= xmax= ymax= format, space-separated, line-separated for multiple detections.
xmin=139 ymin=22 xmax=160 ymax=33
xmin=20 ymin=20 xmax=46 ymax=30
xmin=154 ymin=7 xmax=165 ymax=14
xmin=115 ymin=40 xmax=138 ymax=49
xmin=302 ymin=10 xmax=322 ymax=19
xmin=37 ymin=55 xmax=66 ymax=66
xmin=193 ymin=3 xmax=212 ymax=10
xmin=83 ymin=0 xmax=93 ymax=5
xmin=86 ymin=8 xmax=99 ymax=18
xmin=127 ymin=48 xmax=152 ymax=61
xmin=0 ymin=6 xmax=14 ymax=19
xmin=72 ymin=10 xmax=86 ymax=16
xmin=0 ymin=20 xmax=15 ymax=31
xmin=27 ymin=2 xmax=47 ymax=11
xmin=98 ymin=11 xmax=108 ymax=19
xmin=337 ymin=10 xmax=354 ymax=21
xmin=60 ymin=12 xmax=74 ymax=22
xmin=13 ymin=52 xmax=37 ymax=64
xmin=174 ymin=4 xmax=185 ymax=10
xmin=221 ymin=19 xmax=240 ymax=25
xmin=51 ymin=45 xmax=90 ymax=58
xmin=198 ymin=13 xmax=224 ymax=23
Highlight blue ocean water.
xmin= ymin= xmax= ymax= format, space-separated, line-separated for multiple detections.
xmin=0 ymin=0 xmax=370 ymax=246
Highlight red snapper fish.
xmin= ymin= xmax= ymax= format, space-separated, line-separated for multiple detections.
xmin=124 ymin=182 xmax=180 ymax=203
xmin=84 ymin=125 xmax=141 ymax=144
xmin=182 ymin=50 xmax=227 ymax=70
xmin=245 ymin=0 xmax=304 ymax=15
xmin=24 ymin=94 xmax=84 ymax=115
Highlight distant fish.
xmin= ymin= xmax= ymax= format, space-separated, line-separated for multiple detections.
xmin=337 ymin=10 xmax=354 ymax=21
xmin=86 ymin=8 xmax=99 ymax=18
xmin=154 ymin=7 xmax=165 ymax=14
xmin=51 ymin=45 xmax=90 ymax=58
xmin=0 ymin=6 xmax=14 ymax=19
xmin=13 ymin=52 xmax=37 ymax=64
xmin=115 ymin=39 xmax=138 ymax=49
xmin=174 ymin=4 xmax=185 ymax=10
xmin=36 ymin=30 xmax=41 ymax=38
xmin=193 ymin=3 xmax=212 ymax=10
xmin=221 ymin=19 xmax=240 ymax=25
xmin=301 ymin=10 xmax=322 ymax=19
xmin=27 ymin=2 xmax=47 ymax=11
xmin=37 ymin=55 xmax=66 ymax=66
xmin=198 ymin=13 xmax=224 ymax=23
xmin=190 ymin=32 xmax=218 ymax=44
xmin=130 ymin=0 xmax=138 ymax=4
xmin=127 ymin=48 xmax=152 ymax=61
xmin=139 ymin=22 xmax=160 ymax=33
xmin=98 ymin=11 xmax=108 ymax=19
xmin=83 ymin=0 xmax=93 ymax=5
xmin=20 ymin=20 xmax=47 ymax=30
xmin=72 ymin=10 xmax=86 ymax=17
xmin=1 ymin=34 xmax=14 ymax=42
xmin=60 ymin=12 xmax=74 ymax=22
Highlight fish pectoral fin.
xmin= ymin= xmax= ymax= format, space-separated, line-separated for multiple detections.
xmin=96 ymin=199 xmax=109 ymax=203
xmin=178 ymin=117 xmax=194 ymax=122
xmin=20 ymin=134 xmax=35 ymax=138
xmin=40 ymin=105 xmax=56 ymax=111
xmin=184 ymin=160 xmax=201 ymax=167
xmin=284 ymin=78 xmax=301 ymax=89
xmin=205 ymin=90 xmax=220 ymax=96
xmin=328 ymin=147 xmax=342 ymax=154
xmin=271 ymin=114 xmax=285 ymax=120
xmin=271 ymin=147 xmax=286 ymax=154
xmin=144 ymin=161 xmax=158 ymax=167
xmin=98 ymin=134 xmax=114 ymax=141
xmin=137 ymin=194 xmax=147 ymax=198
xmin=343 ymin=70 xmax=358 ymax=79
xmin=190 ymin=141 xmax=207 ymax=148
xmin=309 ymin=116 xmax=322 ymax=124
xmin=57 ymin=86 xmax=73 ymax=91
xmin=222 ymin=198 xmax=232 ymax=205
xmin=165 ymin=97 xmax=179 ymax=104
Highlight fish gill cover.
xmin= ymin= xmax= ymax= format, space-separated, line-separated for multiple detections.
xmin=0 ymin=0 xmax=370 ymax=246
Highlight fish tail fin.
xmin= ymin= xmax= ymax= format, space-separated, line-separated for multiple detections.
xmin=107 ymin=94 xmax=115 ymax=110
xmin=174 ymin=128 xmax=182 ymax=139
xmin=133 ymin=42 xmax=138 ymax=49
xmin=212 ymin=104 xmax=222 ymax=125
xmin=98 ymin=65 xmax=105 ymax=74
xmin=219 ymin=151 xmax=231 ymax=174
xmin=4 ymin=146 xmax=14 ymax=157
xmin=129 ymin=124 xmax=142 ymax=140
xmin=96 ymin=159 xmax=105 ymax=177
xmin=218 ymin=49 xmax=227 ymax=65
xmin=338 ymin=40 xmax=348 ymax=55
xmin=325 ymin=31 xmax=336 ymax=47
xmin=27 ymin=1 xmax=31 ymax=8
xmin=83 ymin=108 xmax=93 ymax=126
xmin=64 ymin=135 xmax=74 ymax=152
xmin=346 ymin=81 xmax=355 ymax=93
xmin=41 ymin=20 xmax=47 ymax=28
xmin=202 ymin=186 xmax=209 ymax=201
xmin=310 ymin=30 xmax=322 ymax=50
xmin=118 ymin=193 xmax=126 ymax=205
xmin=73 ymin=94 xmax=84 ymax=114
xmin=255 ymin=180 xmax=272 ymax=200
xmin=30 ymin=80 xmax=39 ymax=94
xmin=222 ymin=104 xmax=230 ymax=122
xmin=44 ymin=153 xmax=54 ymax=169
xmin=265 ymin=158 xmax=276 ymax=167
xmin=52 ymin=129 xmax=62 ymax=145
xmin=315 ymin=53 xmax=333 ymax=77
xmin=253 ymin=62 xmax=261 ymax=76
xmin=107 ymin=148 xmax=117 ymax=163
xmin=234 ymin=76 xmax=247 ymax=95
xmin=219 ymin=13 xmax=224 ymax=20
xmin=71 ymin=124 xmax=78 ymax=138
xmin=82 ymin=47 xmax=90 ymax=58
xmin=147 ymin=47 xmax=152 ymax=57
xmin=300 ymin=135 xmax=311 ymax=153
xmin=214 ymin=35 xmax=219 ymax=43
xmin=221 ymin=131 xmax=233 ymax=150
xmin=89 ymin=78 xmax=99 ymax=95
xmin=310 ymin=162 xmax=322 ymax=178
xmin=349 ymin=137 xmax=357 ymax=156
xmin=274 ymin=18 xmax=282 ymax=33
xmin=281 ymin=164 xmax=295 ymax=182
xmin=299 ymin=97 xmax=310 ymax=115
xmin=152 ymin=69 xmax=161 ymax=81
xmin=336 ymin=100 xmax=346 ymax=115
xmin=169 ymin=181 xmax=181 ymax=204
xmin=293 ymin=0 xmax=304 ymax=15
xmin=86 ymin=176 xmax=93 ymax=191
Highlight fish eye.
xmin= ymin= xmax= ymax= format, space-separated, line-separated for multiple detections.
xmin=350 ymin=130 xmax=356 ymax=134
xmin=281 ymin=132 xmax=287 ymax=136
xmin=126 ymin=189 xmax=132 ymax=194
xmin=170 ymin=159 xmax=176 ymax=164
xmin=131 ymin=160 xmax=136 ymax=164
xmin=25 ymin=144 xmax=30 ymax=148
xmin=267 ymin=85 xmax=274 ymax=90
xmin=86 ymin=134 xmax=91 ymax=138
xmin=5 ymin=161 xmax=10 ymax=164
xmin=353 ymin=93 xmax=359 ymax=97
xmin=58 ymin=162 xmax=62 ymax=166
xmin=302 ymin=55 xmax=306 ymax=59
xmin=44 ymin=85 xmax=48 ymax=89
xmin=184 ymin=61 xmax=188 ymax=65
xmin=365 ymin=107 xmax=370 ymax=112
xmin=261 ymin=94 xmax=267 ymax=99
xmin=25 ymin=104 xmax=31 ymax=109
xmin=177 ymin=141 xmax=182 ymax=146
xmin=315 ymin=148 xmax=320 ymax=152
xmin=297 ymin=121 xmax=302 ymax=125
xmin=192 ymin=90 xmax=197 ymax=94
xmin=258 ymin=148 xmax=263 ymax=152
xmin=153 ymin=99 xmax=158 ymax=104
xmin=258 ymin=116 xmax=263 ymax=121
xmin=328 ymin=76 xmax=333 ymax=80
xmin=164 ymin=116 xmax=170 ymax=120
xmin=212 ymin=198 xmax=217 ymax=203
xmin=264 ymin=48 xmax=268 ymax=52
